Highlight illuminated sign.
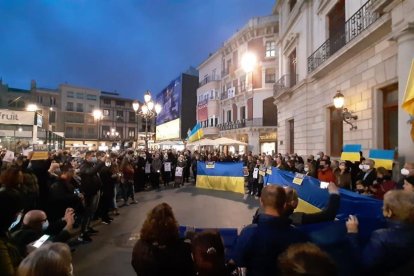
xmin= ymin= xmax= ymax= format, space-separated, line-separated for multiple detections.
xmin=0 ymin=110 xmax=35 ymax=125
xmin=156 ymin=118 xmax=180 ymax=140
xmin=156 ymin=77 xmax=181 ymax=125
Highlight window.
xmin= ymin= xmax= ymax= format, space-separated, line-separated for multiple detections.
xmin=129 ymin=111 xmax=136 ymax=122
xmin=210 ymin=118 xmax=213 ymax=127
xmin=76 ymin=93 xmax=84 ymax=99
xmin=382 ymin=84 xmax=398 ymax=150
xmin=240 ymin=75 xmax=246 ymax=92
xmin=288 ymin=49 xmax=297 ymax=87
xmin=240 ymin=106 xmax=246 ymax=120
xmin=115 ymin=100 xmax=124 ymax=107
xmin=67 ymin=91 xmax=74 ymax=98
xmin=265 ymin=68 xmax=276 ymax=83
xmin=49 ymin=111 xmax=56 ymax=123
xmin=215 ymin=118 xmax=218 ymax=126
xmin=37 ymin=96 xmax=43 ymax=104
xmin=128 ymin=128 xmax=135 ymax=138
xmin=88 ymin=105 xmax=95 ymax=113
xmin=103 ymin=99 xmax=111 ymax=105
xmin=288 ymin=119 xmax=295 ymax=154
xmin=76 ymin=103 xmax=83 ymax=112
xmin=265 ymin=41 xmax=276 ymax=57
xmin=50 ymin=97 xmax=56 ymax=106
xmin=76 ymin=127 xmax=83 ymax=137
xmin=116 ymin=127 xmax=123 ymax=138
xmin=289 ymin=0 xmax=297 ymax=12
xmin=66 ymin=127 xmax=73 ymax=134
xmin=66 ymin=102 xmax=74 ymax=111
xmin=227 ymin=110 xmax=231 ymax=123
xmin=116 ymin=110 xmax=123 ymax=121
xmin=87 ymin=127 xmax=94 ymax=134
xmin=86 ymin=94 xmax=97 ymax=101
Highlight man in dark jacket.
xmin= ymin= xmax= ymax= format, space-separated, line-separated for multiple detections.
xmin=233 ymin=185 xmax=308 ymax=276
xmin=78 ymin=151 xmax=106 ymax=242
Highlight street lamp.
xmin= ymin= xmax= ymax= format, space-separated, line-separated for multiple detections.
xmin=92 ymin=109 xmax=103 ymax=142
xmin=242 ymin=51 xmax=257 ymax=94
xmin=132 ymin=91 xmax=162 ymax=150
xmin=333 ymin=90 xmax=358 ymax=130
xmin=26 ymin=104 xmax=38 ymax=112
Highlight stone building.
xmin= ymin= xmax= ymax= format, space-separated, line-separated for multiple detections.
xmin=273 ymin=0 xmax=414 ymax=163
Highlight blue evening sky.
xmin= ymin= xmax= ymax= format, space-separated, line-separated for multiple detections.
xmin=0 ymin=0 xmax=274 ymax=99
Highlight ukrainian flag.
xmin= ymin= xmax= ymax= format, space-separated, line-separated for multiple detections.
xmin=340 ymin=144 xmax=361 ymax=162
xmin=266 ymin=168 xmax=383 ymax=219
xmin=196 ymin=162 xmax=245 ymax=194
xmin=369 ymin=149 xmax=395 ymax=170
xmin=188 ymin=123 xmax=204 ymax=143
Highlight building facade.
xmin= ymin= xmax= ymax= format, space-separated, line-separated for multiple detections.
xmin=99 ymin=92 xmax=155 ymax=150
xmin=197 ymin=15 xmax=279 ymax=154
xmin=273 ymin=0 xmax=414 ymax=163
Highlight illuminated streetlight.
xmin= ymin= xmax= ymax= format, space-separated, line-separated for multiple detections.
xmin=26 ymin=104 xmax=38 ymax=112
xmin=132 ymin=101 xmax=140 ymax=112
xmin=241 ymin=52 xmax=257 ymax=73
xmin=144 ymin=90 xmax=151 ymax=103
xmin=333 ymin=91 xmax=345 ymax=109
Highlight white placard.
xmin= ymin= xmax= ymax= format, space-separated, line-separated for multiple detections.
xmin=164 ymin=162 xmax=171 ymax=172
xmin=175 ymin=167 xmax=183 ymax=177
xmin=145 ymin=163 xmax=151 ymax=174
xmin=3 ymin=150 xmax=15 ymax=163
xmin=253 ymin=168 xmax=259 ymax=179
xmin=22 ymin=149 xmax=32 ymax=157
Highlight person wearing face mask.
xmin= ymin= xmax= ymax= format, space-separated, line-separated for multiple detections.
xmin=356 ymin=159 xmax=377 ymax=188
xmin=11 ymin=208 xmax=75 ymax=257
xmin=397 ymin=162 xmax=414 ymax=189
xmin=317 ymin=160 xmax=336 ymax=184
xmin=0 ymin=189 xmax=24 ymax=276
xmin=162 ymin=152 xmax=172 ymax=187
xmin=78 ymin=151 xmax=106 ymax=242
xmin=333 ymin=161 xmax=352 ymax=190
xmin=97 ymin=157 xmax=117 ymax=224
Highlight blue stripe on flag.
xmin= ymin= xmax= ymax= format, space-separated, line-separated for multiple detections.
xmin=342 ymin=144 xmax=362 ymax=153
xmin=369 ymin=149 xmax=394 ymax=160
xmin=197 ymin=161 xmax=244 ymax=177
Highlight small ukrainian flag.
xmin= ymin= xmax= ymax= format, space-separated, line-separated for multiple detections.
xmin=188 ymin=123 xmax=204 ymax=142
xmin=340 ymin=144 xmax=361 ymax=162
xmin=369 ymin=149 xmax=395 ymax=170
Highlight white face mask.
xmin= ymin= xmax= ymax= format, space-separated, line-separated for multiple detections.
xmin=42 ymin=220 xmax=49 ymax=231
xmin=304 ymin=166 xmax=309 ymax=172
xmin=9 ymin=213 xmax=22 ymax=230
xmin=401 ymin=168 xmax=410 ymax=176
xmin=105 ymin=162 xmax=112 ymax=167
xmin=359 ymin=164 xmax=370 ymax=171
xmin=316 ymin=155 xmax=321 ymax=160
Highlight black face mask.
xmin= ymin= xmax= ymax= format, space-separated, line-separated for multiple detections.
xmin=307 ymin=159 xmax=311 ymax=163
xmin=376 ymin=177 xmax=384 ymax=183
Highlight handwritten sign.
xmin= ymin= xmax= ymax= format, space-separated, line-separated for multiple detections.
xmin=206 ymin=161 xmax=215 ymax=169
xmin=292 ymin=173 xmax=305 ymax=185
xmin=175 ymin=167 xmax=183 ymax=177
xmin=164 ymin=162 xmax=171 ymax=172
xmin=253 ymin=168 xmax=259 ymax=179
xmin=145 ymin=163 xmax=151 ymax=174
xmin=3 ymin=150 xmax=14 ymax=163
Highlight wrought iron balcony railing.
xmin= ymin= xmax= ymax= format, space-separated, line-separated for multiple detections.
xmin=199 ymin=75 xmax=220 ymax=87
xmin=307 ymin=0 xmax=379 ymax=73
xmin=273 ymin=74 xmax=298 ymax=98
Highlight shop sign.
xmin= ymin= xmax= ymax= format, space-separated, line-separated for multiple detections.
xmin=259 ymin=132 xmax=277 ymax=141
xmin=0 ymin=110 xmax=35 ymax=125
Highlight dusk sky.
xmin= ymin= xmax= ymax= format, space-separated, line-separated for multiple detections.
xmin=0 ymin=0 xmax=274 ymax=100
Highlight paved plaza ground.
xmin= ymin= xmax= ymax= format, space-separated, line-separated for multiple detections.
xmin=73 ymin=184 xmax=259 ymax=276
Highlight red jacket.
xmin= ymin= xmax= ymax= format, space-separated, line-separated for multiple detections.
xmin=318 ymin=168 xmax=336 ymax=184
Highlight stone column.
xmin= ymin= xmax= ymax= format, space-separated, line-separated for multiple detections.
xmin=395 ymin=24 xmax=414 ymax=161
xmin=248 ymin=131 xmax=260 ymax=155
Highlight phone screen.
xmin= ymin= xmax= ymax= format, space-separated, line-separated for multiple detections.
xmin=320 ymin=181 xmax=329 ymax=189
xmin=32 ymin=235 xmax=50 ymax=248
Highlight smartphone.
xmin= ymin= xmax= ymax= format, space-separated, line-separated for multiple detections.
xmin=320 ymin=181 xmax=329 ymax=189
xmin=32 ymin=234 xmax=50 ymax=248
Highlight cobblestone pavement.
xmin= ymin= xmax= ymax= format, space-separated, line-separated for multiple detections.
xmin=73 ymin=183 xmax=259 ymax=276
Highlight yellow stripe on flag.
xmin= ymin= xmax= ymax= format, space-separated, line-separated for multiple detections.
xmin=296 ymin=198 xmax=321 ymax=214
xmin=402 ymin=59 xmax=414 ymax=115
xmin=371 ymin=158 xmax=393 ymax=170
xmin=340 ymin=152 xmax=360 ymax=162
xmin=196 ymin=175 xmax=245 ymax=194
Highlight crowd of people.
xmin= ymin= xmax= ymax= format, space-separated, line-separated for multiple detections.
xmin=0 ymin=147 xmax=414 ymax=275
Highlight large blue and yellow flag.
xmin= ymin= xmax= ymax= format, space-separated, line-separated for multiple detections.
xmin=265 ymin=168 xmax=383 ymax=219
xmin=196 ymin=161 xmax=244 ymax=194
xmin=369 ymin=149 xmax=395 ymax=170
xmin=340 ymin=144 xmax=361 ymax=162
xmin=188 ymin=123 xmax=204 ymax=142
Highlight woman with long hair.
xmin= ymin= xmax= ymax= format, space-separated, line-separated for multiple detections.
xmin=131 ymin=203 xmax=193 ymax=276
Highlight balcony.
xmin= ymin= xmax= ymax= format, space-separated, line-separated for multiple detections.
xmin=273 ymin=74 xmax=298 ymax=100
xmin=307 ymin=0 xmax=380 ymax=73
xmin=199 ymin=75 xmax=220 ymax=87
xmin=201 ymin=126 xmax=219 ymax=136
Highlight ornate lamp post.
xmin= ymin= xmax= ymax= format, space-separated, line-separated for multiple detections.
xmin=132 ymin=91 xmax=162 ymax=150
xmin=92 ymin=109 xmax=103 ymax=142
